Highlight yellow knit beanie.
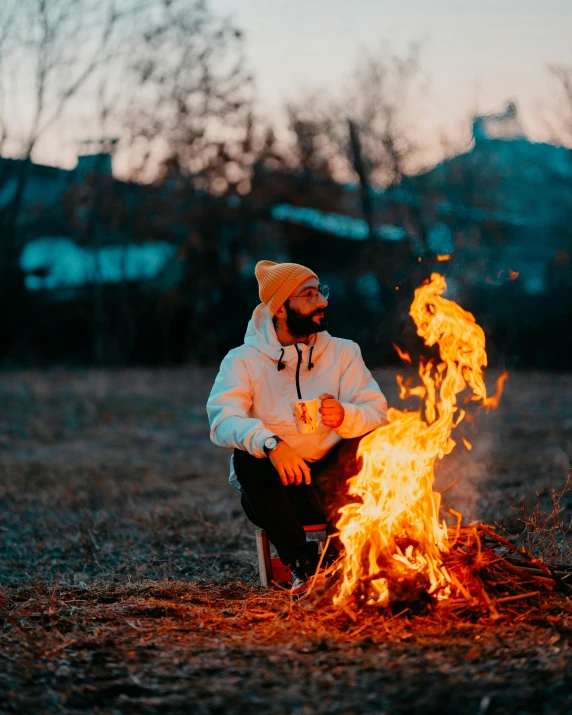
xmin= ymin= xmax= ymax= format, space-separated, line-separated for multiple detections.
xmin=255 ymin=260 xmax=318 ymax=317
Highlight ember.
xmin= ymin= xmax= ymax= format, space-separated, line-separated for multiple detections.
xmin=333 ymin=273 xmax=508 ymax=609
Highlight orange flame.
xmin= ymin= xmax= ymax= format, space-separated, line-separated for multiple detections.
xmin=393 ymin=344 xmax=412 ymax=364
xmin=334 ymin=273 xmax=503 ymax=608
xmin=482 ymin=371 xmax=508 ymax=409
xmin=509 ymin=269 xmax=519 ymax=280
xmin=462 ymin=437 xmax=472 ymax=451
xmin=436 ymin=254 xmax=451 ymax=262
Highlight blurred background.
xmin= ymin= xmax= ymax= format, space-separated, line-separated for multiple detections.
xmin=1 ymin=0 xmax=571 ymax=369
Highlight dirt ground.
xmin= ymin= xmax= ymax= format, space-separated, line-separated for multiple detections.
xmin=1 ymin=367 xmax=572 ymax=714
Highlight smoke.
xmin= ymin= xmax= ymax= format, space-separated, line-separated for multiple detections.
xmin=433 ymin=423 xmax=495 ymax=524
xmin=434 ymin=376 xmax=572 ymax=528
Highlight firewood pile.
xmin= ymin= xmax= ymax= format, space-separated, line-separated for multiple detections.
xmin=305 ymin=524 xmax=572 ymax=622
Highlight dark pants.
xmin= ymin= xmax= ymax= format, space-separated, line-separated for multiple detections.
xmin=234 ymin=436 xmax=364 ymax=566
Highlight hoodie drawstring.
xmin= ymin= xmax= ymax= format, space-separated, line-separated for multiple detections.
xmin=294 ymin=345 xmax=303 ymax=399
xmin=277 ymin=344 xmax=314 ymax=395
xmin=308 ymin=345 xmax=315 ymax=371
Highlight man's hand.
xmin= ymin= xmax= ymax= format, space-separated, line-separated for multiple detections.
xmin=268 ymin=441 xmax=311 ymax=486
xmin=319 ymin=394 xmax=345 ymax=429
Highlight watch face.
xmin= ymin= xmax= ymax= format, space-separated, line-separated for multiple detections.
xmin=265 ymin=437 xmax=278 ymax=450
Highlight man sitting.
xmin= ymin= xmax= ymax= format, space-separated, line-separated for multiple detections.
xmin=207 ymin=260 xmax=387 ymax=593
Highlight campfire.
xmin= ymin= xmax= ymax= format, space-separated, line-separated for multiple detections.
xmin=314 ymin=273 xmax=571 ymax=616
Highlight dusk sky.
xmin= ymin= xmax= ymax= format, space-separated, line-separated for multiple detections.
xmin=25 ymin=0 xmax=572 ymax=173
xmin=211 ymin=0 xmax=572 ymax=151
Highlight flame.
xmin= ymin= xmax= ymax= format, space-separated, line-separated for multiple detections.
xmin=486 ymin=269 xmax=519 ymax=284
xmin=462 ymin=437 xmax=472 ymax=451
xmin=393 ymin=344 xmax=412 ymax=364
xmin=334 ymin=273 xmax=503 ymax=608
xmin=436 ymin=254 xmax=451 ymax=262
xmin=482 ymin=371 xmax=508 ymax=409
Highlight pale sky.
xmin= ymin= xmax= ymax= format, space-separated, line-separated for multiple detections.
xmin=24 ymin=0 xmax=572 ymax=174
xmin=210 ymin=0 xmax=572 ymax=149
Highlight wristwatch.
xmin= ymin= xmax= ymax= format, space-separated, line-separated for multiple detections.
xmin=263 ymin=435 xmax=282 ymax=456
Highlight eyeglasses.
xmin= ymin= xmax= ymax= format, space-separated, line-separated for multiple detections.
xmin=290 ymin=284 xmax=330 ymax=304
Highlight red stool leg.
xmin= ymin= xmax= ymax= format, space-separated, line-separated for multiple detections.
xmin=255 ymin=529 xmax=272 ymax=587
xmin=256 ymin=525 xmax=327 ymax=587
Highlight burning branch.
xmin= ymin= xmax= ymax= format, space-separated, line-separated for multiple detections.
xmin=309 ymin=523 xmax=572 ymax=619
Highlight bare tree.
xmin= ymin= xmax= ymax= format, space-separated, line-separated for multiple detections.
xmin=282 ymin=89 xmax=346 ymax=188
xmin=286 ymin=45 xmax=426 ymax=187
xmin=98 ymin=0 xmax=255 ymax=363
xmin=118 ymin=0 xmax=253 ymax=189
xmin=0 ymin=0 xmax=149 ymax=267
xmin=0 ymin=3 xmax=20 ymax=157
xmin=543 ymin=64 xmax=572 ymax=147
xmin=542 ymin=64 xmax=572 ymax=289
xmin=344 ymin=44 xmax=425 ymax=188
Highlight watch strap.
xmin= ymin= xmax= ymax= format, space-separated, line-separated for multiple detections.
xmin=263 ymin=435 xmax=282 ymax=456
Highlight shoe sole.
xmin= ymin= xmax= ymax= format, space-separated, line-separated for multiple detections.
xmin=291 ymin=580 xmax=309 ymax=596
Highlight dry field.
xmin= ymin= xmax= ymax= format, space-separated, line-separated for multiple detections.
xmin=1 ymin=367 xmax=572 ymax=714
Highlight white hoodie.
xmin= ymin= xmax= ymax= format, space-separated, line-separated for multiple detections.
xmin=207 ymin=303 xmax=388 ymax=488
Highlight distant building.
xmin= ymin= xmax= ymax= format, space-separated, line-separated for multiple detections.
xmin=0 ymin=143 xmax=115 ymax=241
xmin=0 ymin=158 xmax=72 ymax=229
xmin=21 ymin=237 xmax=179 ymax=294
xmin=472 ymin=101 xmax=525 ymax=142
xmin=391 ymin=101 xmax=572 ymax=295
xmin=0 ymin=142 xmax=186 ymax=297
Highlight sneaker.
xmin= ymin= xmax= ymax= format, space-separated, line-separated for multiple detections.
xmin=291 ymin=564 xmax=309 ymax=595
xmin=290 ymin=541 xmax=319 ymax=595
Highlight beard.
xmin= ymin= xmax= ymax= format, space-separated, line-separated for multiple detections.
xmin=285 ymin=300 xmax=328 ymax=338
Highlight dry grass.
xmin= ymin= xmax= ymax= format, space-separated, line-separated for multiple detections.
xmin=517 ymin=472 xmax=572 ymax=566
xmin=1 ymin=367 xmax=572 ymax=713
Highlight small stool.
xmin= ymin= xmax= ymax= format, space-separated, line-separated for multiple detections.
xmin=255 ymin=524 xmax=327 ymax=587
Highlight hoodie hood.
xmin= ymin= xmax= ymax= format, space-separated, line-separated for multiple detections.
xmin=244 ymin=303 xmax=331 ymax=367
